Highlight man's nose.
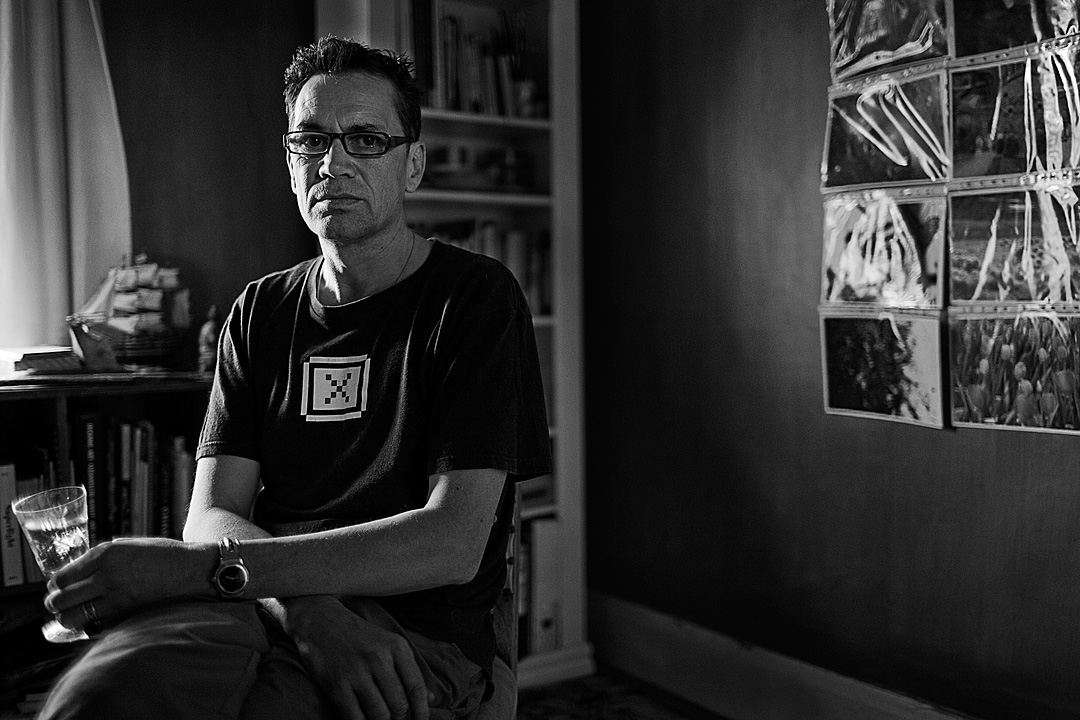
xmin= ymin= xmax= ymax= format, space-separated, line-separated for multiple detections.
xmin=318 ymin=138 xmax=356 ymax=177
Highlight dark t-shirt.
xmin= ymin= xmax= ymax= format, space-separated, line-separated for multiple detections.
xmin=195 ymin=240 xmax=552 ymax=671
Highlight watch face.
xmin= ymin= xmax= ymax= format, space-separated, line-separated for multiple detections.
xmin=218 ymin=563 xmax=249 ymax=594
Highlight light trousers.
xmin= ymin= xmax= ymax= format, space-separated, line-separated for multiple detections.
xmin=37 ymin=598 xmax=488 ymax=720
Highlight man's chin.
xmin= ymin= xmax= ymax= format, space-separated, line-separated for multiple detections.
xmin=307 ymin=216 xmax=367 ymax=244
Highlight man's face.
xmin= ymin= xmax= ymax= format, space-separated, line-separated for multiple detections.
xmin=286 ymin=71 xmax=424 ymax=244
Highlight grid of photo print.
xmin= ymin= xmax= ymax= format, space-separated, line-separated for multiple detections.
xmin=822 ymin=0 xmax=1080 ymax=434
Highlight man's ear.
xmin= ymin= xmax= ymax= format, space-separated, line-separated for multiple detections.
xmin=405 ymin=141 xmax=426 ymax=192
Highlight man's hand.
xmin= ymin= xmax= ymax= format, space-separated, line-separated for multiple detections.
xmin=274 ymin=595 xmax=431 ymax=720
xmin=44 ymin=537 xmax=214 ymax=629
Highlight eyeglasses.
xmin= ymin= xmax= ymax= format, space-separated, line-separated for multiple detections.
xmin=282 ymin=131 xmax=413 ymax=158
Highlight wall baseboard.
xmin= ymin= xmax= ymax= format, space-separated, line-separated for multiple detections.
xmin=518 ymin=640 xmax=596 ymax=689
xmin=589 ymin=592 xmax=973 ymax=720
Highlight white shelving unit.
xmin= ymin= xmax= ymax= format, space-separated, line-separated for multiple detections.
xmin=317 ymin=0 xmax=592 ymax=689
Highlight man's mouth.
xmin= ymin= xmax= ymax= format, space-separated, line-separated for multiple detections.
xmin=314 ymin=194 xmax=360 ymax=203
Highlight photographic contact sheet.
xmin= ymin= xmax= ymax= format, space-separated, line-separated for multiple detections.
xmin=821 ymin=0 xmax=1080 ymax=434
xmin=822 ymin=188 xmax=945 ymax=307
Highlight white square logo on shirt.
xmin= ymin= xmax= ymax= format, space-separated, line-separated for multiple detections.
xmin=301 ymin=355 xmax=370 ymax=422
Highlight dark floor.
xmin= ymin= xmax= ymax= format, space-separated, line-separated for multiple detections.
xmin=517 ymin=665 xmax=732 ymax=720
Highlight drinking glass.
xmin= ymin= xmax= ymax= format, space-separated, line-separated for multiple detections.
xmin=11 ymin=485 xmax=91 ymax=643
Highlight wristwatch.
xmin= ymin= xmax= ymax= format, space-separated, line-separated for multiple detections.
xmin=212 ymin=536 xmax=250 ymax=599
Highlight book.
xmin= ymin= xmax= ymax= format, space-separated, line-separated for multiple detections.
xmin=411 ymin=0 xmax=435 ymax=101
xmin=169 ymin=436 xmax=194 ymax=538
xmin=15 ymin=475 xmax=44 ymax=583
xmin=144 ymin=420 xmax=159 ymax=537
xmin=118 ymin=422 xmax=133 ymax=535
xmin=105 ymin=417 xmax=119 ymax=537
xmin=0 ymin=345 xmax=81 ymax=375
xmin=131 ymin=423 xmax=149 ymax=536
xmin=157 ymin=440 xmax=171 ymax=538
xmin=518 ymin=474 xmax=555 ymax=512
xmin=497 ymin=54 xmax=516 ymax=117
xmin=0 ymin=460 xmax=24 ymax=587
xmin=71 ymin=411 xmax=108 ymax=544
xmin=529 ymin=517 xmax=560 ymax=653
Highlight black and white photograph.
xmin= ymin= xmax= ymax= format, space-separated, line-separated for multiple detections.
xmin=953 ymin=0 xmax=1080 ymax=58
xmin=822 ymin=189 xmax=944 ymax=306
xmin=9 ymin=2 xmax=1080 ymax=720
xmin=950 ymin=311 xmax=1080 ymax=433
xmin=821 ymin=312 xmax=944 ymax=427
xmin=827 ymin=0 xmax=949 ymax=81
xmin=823 ymin=70 xmax=949 ymax=189
xmin=952 ymin=43 xmax=1080 ymax=179
xmin=950 ymin=186 xmax=1080 ymax=304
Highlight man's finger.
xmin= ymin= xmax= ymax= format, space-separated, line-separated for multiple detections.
xmin=328 ymin=679 xmax=367 ymax=720
xmin=395 ymin=656 xmax=429 ymax=720
xmin=372 ymin=663 xmax=414 ymax=720
xmin=352 ymin=673 xmax=392 ymax=720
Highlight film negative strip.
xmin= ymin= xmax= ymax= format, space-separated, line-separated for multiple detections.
xmin=949 ymin=305 xmax=1080 ymax=433
xmin=822 ymin=185 xmax=946 ymax=307
xmin=823 ymin=67 xmax=950 ymax=190
xmin=820 ymin=306 xmax=945 ymax=428
xmin=949 ymin=182 xmax=1080 ymax=305
xmin=828 ymin=0 xmax=950 ymax=82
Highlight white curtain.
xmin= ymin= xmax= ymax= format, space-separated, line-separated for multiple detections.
xmin=0 ymin=0 xmax=131 ymax=347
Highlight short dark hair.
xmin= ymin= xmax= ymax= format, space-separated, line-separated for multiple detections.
xmin=283 ymin=36 xmax=422 ymax=141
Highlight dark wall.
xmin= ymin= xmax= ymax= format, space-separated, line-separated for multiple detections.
xmin=581 ymin=3 xmax=1080 ymax=719
xmin=100 ymin=0 xmax=316 ymax=340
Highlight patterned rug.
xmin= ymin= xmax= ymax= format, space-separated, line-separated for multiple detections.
xmin=517 ymin=667 xmax=729 ymax=720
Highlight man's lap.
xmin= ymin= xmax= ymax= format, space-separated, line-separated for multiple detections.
xmin=38 ymin=598 xmax=486 ymax=720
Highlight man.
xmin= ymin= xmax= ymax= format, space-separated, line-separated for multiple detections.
xmin=39 ymin=36 xmax=551 ymax=720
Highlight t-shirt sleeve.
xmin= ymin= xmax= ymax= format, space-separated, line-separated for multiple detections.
xmin=426 ymin=262 xmax=552 ymax=481
xmin=196 ymin=288 xmax=262 ymax=462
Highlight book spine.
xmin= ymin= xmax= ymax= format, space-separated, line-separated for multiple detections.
xmin=119 ymin=422 xmax=132 ymax=535
xmin=157 ymin=439 xmax=171 ymax=538
xmin=82 ymin=415 xmax=99 ymax=544
xmin=528 ymin=518 xmax=560 ymax=654
xmin=170 ymin=436 xmax=194 ymax=539
xmin=105 ymin=417 xmax=118 ymax=540
xmin=497 ymin=54 xmax=516 ymax=117
xmin=131 ymin=424 xmax=146 ymax=536
xmin=411 ymin=0 xmax=434 ymax=101
xmin=15 ymin=475 xmax=44 ymax=583
xmin=0 ymin=462 xmax=25 ymax=587
xmin=144 ymin=421 xmax=158 ymax=536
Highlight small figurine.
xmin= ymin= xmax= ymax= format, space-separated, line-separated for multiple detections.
xmin=197 ymin=305 xmax=220 ymax=372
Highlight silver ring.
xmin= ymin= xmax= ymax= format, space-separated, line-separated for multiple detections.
xmin=82 ymin=600 xmax=100 ymax=626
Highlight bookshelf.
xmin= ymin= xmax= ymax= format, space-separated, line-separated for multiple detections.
xmin=318 ymin=0 xmax=592 ymax=687
xmin=0 ymin=373 xmax=212 ymax=596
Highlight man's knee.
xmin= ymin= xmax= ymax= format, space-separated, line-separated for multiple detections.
xmin=39 ymin=600 xmax=269 ymax=720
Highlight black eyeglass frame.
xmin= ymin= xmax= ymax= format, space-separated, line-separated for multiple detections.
xmin=282 ymin=130 xmax=414 ymax=158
